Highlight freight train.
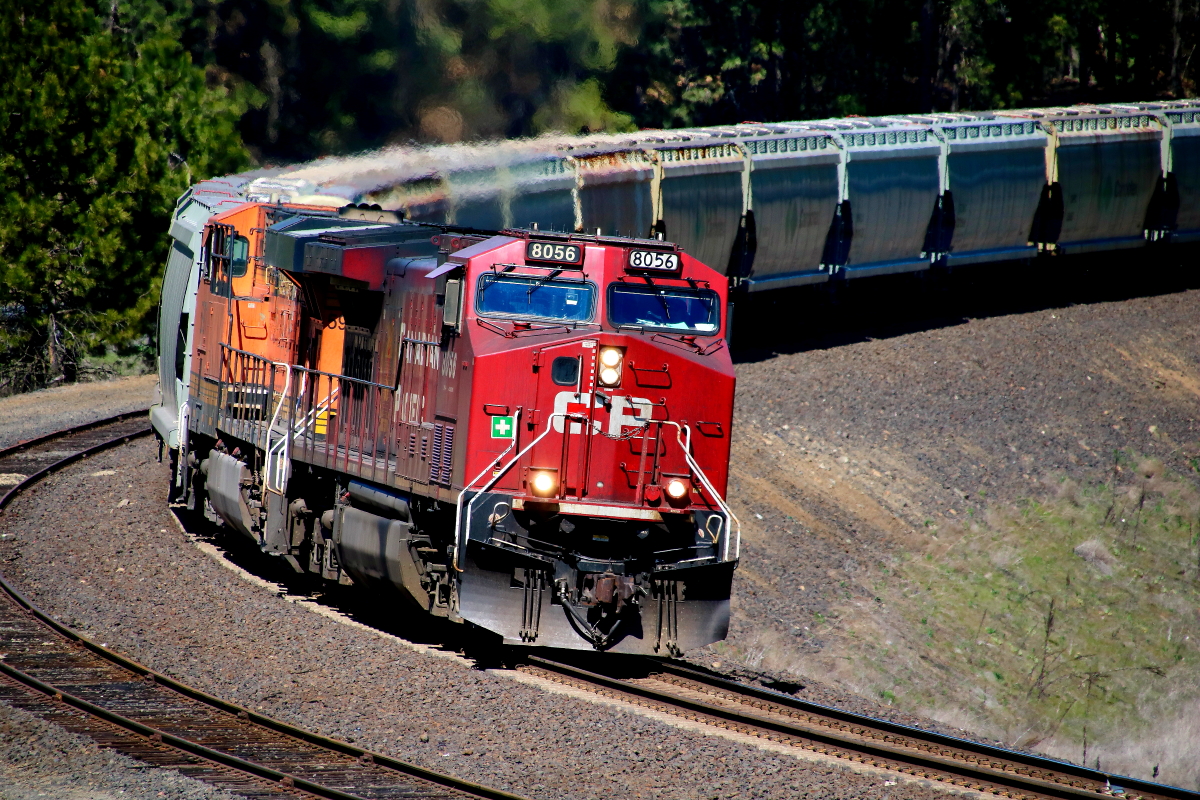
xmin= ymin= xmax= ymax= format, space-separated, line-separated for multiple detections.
xmin=154 ymin=99 xmax=1200 ymax=653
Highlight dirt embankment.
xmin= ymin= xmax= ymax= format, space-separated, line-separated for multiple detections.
xmin=717 ymin=272 xmax=1200 ymax=788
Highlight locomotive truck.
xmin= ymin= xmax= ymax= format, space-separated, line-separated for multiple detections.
xmin=157 ymin=198 xmax=738 ymax=655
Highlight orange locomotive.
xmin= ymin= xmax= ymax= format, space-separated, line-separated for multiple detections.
xmin=161 ymin=202 xmax=739 ymax=654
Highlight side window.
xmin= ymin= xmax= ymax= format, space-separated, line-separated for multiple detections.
xmin=174 ymin=313 xmax=189 ymax=382
xmin=205 ymin=224 xmax=233 ymax=298
xmin=231 ymin=235 xmax=249 ymax=278
xmin=551 ymin=356 xmax=579 ymax=386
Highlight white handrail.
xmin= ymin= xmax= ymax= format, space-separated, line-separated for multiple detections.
xmin=662 ymin=421 xmax=741 ymax=562
xmin=267 ymin=374 xmax=340 ymax=494
xmin=453 ymin=410 xmax=577 ymax=572
xmin=450 ymin=412 xmax=739 ymax=571
xmin=263 ymin=361 xmax=292 ymax=494
xmin=174 ymin=399 xmax=190 ymax=489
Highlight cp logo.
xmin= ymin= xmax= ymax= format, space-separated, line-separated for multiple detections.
xmin=551 ymin=391 xmax=654 ymax=435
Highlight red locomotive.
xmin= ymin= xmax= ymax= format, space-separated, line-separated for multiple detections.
xmin=168 ymin=203 xmax=738 ymax=654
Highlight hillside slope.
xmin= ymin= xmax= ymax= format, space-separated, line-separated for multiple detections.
xmin=718 ymin=276 xmax=1200 ymax=789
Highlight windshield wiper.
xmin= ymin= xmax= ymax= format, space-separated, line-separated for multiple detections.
xmin=635 ymin=275 xmax=673 ymax=320
xmin=651 ymin=332 xmax=725 ymax=355
xmin=527 ymin=269 xmax=563 ymax=299
xmin=655 ymin=290 xmax=672 ymax=320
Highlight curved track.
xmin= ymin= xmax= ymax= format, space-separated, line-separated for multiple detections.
xmin=6 ymin=413 xmax=1197 ymax=800
xmin=522 ymin=656 xmax=1198 ymax=800
xmin=0 ymin=410 xmax=152 ymax=510
xmin=0 ymin=412 xmax=528 ymax=800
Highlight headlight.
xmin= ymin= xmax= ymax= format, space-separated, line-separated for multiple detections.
xmin=530 ymin=470 xmax=557 ymax=496
xmin=665 ymin=478 xmax=689 ymax=500
xmin=598 ymin=348 xmax=622 ymax=386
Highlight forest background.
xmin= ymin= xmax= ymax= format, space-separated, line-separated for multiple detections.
xmin=1 ymin=0 xmax=1198 ymax=392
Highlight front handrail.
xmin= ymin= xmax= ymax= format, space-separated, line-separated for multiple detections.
xmin=662 ymin=421 xmax=740 ymax=562
xmin=263 ymin=361 xmax=292 ymax=494
xmin=453 ymin=410 xmax=574 ymax=573
xmin=452 ymin=408 xmax=524 ymax=572
xmin=453 ymin=414 xmax=738 ymax=570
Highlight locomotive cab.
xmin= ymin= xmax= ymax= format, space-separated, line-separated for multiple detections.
xmin=444 ymin=230 xmax=738 ymax=653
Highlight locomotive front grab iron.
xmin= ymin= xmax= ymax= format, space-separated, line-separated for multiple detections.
xmin=157 ymin=201 xmax=739 ymax=655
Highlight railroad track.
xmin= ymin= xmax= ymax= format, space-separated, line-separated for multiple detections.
xmin=522 ymin=656 xmax=1197 ymax=800
xmin=0 ymin=412 xmax=528 ymax=800
xmin=6 ymin=413 xmax=1196 ymax=800
xmin=0 ymin=410 xmax=152 ymax=510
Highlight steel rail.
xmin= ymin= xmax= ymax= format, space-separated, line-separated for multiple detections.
xmin=649 ymin=660 xmax=1191 ymax=798
xmin=0 ymin=409 xmax=150 ymax=510
xmin=0 ymin=411 xmax=530 ymax=800
xmin=525 ymin=655 xmax=1198 ymax=800
xmin=0 ymin=408 xmax=149 ymax=461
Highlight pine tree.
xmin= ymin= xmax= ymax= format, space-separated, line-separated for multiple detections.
xmin=0 ymin=0 xmax=248 ymax=393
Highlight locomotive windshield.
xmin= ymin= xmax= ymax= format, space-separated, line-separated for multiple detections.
xmin=475 ymin=273 xmax=596 ymax=323
xmin=607 ymin=284 xmax=720 ymax=334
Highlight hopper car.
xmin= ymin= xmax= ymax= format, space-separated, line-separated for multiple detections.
xmin=154 ymin=99 xmax=1200 ymax=653
xmin=199 ymin=100 xmax=1200 ymax=289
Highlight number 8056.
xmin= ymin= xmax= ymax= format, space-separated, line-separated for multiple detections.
xmin=526 ymin=241 xmax=582 ymax=264
xmin=628 ymin=249 xmax=680 ymax=271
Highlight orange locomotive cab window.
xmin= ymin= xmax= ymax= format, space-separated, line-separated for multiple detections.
xmin=230 ymin=235 xmax=250 ymax=278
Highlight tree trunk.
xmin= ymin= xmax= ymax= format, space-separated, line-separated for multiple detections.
xmin=46 ymin=313 xmax=60 ymax=383
xmin=1172 ymin=0 xmax=1184 ymax=97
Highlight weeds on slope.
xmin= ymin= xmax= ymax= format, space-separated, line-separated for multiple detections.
xmin=870 ymin=452 xmax=1200 ymax=787
xmin=713 ymin=451 xmax=1200 ymax=788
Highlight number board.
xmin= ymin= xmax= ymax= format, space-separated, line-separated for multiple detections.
xmin=627 ymin=249 xmax=680 ymax=272
xmin=525 ymin=241 xmax=583 ymax=266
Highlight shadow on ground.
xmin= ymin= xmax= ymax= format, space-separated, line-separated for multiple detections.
xmin=730 ymin=244 xmax=1200 ymax=363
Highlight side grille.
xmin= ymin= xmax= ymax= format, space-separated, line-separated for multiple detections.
xmin=428 ymin=423 xmax=455 ymax=485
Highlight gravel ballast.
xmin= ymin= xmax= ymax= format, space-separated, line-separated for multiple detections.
xmin=0 ymin=441 xmax=953 ymax=800
xmin=0 ymin=699 xmax=239 ymax=800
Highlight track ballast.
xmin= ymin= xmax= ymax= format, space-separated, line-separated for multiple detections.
xmin=522 ymin=655 xmax=1197 ymax=800
xmin=0 ymin=412 xmax=528 ymax=800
